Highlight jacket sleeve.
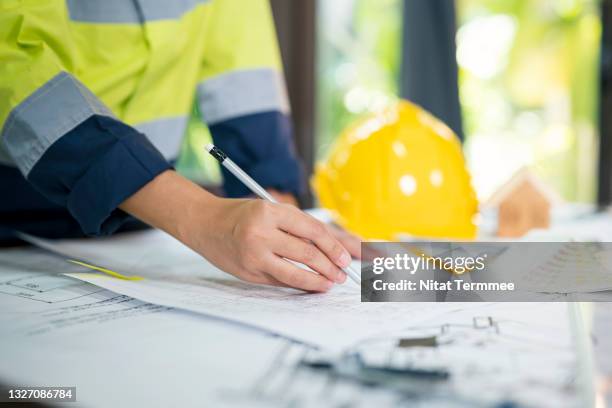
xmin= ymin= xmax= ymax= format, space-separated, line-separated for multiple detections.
xmin=0 ymin=2 xmax=171 ymax=236
xmin=196 ymin=0 xmax=304 ymax=198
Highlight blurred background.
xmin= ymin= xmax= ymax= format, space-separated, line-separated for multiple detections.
xmin=176 ymin=0 xmax=609 ymax=208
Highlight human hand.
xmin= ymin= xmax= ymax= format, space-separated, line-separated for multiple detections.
xmin=187 ymin=198 xmax=352 ymax=292
xmin=267 ymin=189 xmax=299 ymax=206
xmin=326 ymin=224 xmax=361 ymax=260
xmin=267 ymin=190 xmax=361 ymax=259
xmin=120 ymin=171 xmax=353 ymax=292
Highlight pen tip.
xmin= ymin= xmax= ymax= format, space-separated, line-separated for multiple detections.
xmin=205 ymin=143 xmax=214 ymax=153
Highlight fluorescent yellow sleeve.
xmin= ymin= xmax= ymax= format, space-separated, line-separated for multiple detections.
xmin=0 ymin=0 xmax=75 ymax=128
xmin=199 ymin=0 xmax=284 ymax=81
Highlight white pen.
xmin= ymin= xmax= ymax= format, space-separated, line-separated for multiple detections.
xmin=205 ymin=143 xmax=361 ymax=285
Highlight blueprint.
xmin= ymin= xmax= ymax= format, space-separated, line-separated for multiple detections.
xmin=20 ymin=230 xmax=475 ymax=351
xmin=66 ymin=270 xmax=473 ymax=351
xmin=0 ymin=248 xmax=298 ymax=407
xmin=0 ymin=244 xmax=588 ymax=407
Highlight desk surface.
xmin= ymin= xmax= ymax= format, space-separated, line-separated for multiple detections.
xmin=1 ymin=206 xmax=609 ymax=407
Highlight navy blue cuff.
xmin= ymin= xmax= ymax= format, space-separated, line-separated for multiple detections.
xmin=208 ymin=111 xmax=304 ymax=198
xmin=28 ymin=115 xmax=171 ymax=236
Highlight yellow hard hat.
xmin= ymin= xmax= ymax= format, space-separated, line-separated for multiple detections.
xmin=312 ymin=100 xmax=478 ymax=241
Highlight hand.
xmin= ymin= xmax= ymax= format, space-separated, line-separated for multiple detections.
xmin=120 ymin=171 xmax=352 ymax=292
xmin=267 ymin=189 xmax=299 ymax=206
xmin=268 ymin=190 xmax=361 ymax=259
xmin=326 ymin=224 xmax=361 ymax=259
xmin=191 ymin=199 xmax=351 ymax=292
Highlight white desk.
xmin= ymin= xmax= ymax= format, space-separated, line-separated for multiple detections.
xmin=1 ymin=206 xmax=608 ymax=407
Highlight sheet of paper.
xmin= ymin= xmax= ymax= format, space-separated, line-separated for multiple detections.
xmin=0 ymin=247 xmax=297 ymax=408
xmin=0 ymin=257 xmax=152 ymax=337
xmin=353 ymin=302 xmax=580 ymax=407
xmin=0 ymin=247 xmax=495 ymax=407
xmin=0 ymin=249 xmax=459 ymax=407
xmin=19 ymin=230 xmax=480 ymax=351
xmin=67 ymin=271 xmax=475 ymax=351
xmin=394 ymin=239 xmax=612 ymax=294
xmin=497 ymin=243 xmax=612 ymax=292
xmin=0 ymin=246 xmax=586 ymax=407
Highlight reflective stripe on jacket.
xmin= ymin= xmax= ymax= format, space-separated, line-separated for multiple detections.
xmin=0 ymin=0 xmax=301 ymax=236
xmin=0 ymin=0 xmax=288 ymax=170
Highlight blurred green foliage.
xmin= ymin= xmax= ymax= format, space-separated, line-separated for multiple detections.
xmin=175 ymin=104 xmax=221 ymax=186
xmin=457 ymin=0 xmax=601 ymax=202
xmin=316 ymin=0 xmax=601 ymax=202
xmin=316 ymin=0 xmax=401 ymax=158
xmin=179 ymin=0 xmax=601 ymax=202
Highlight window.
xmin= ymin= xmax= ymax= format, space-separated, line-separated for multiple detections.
xmin=316 ymin=0 xmax=402 ymax=159
xmin=182 ymin=0 xmax=601 ymax=204
xmin=457 ymin=0 xmax=601 ymax=202
xmin=316 ymin=0 xmax=601 ymax=203
xmin=175 ymin=105 xmax=221 ymax=186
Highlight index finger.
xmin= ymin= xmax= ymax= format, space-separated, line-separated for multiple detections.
xmin=277 ymin=206 xmax=351 ymax=269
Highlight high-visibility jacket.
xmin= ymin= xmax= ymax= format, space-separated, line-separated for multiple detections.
xmin=0 ymin=0 xmax=302 ymax=237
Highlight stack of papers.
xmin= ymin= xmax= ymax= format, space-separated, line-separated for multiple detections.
xmin=21 ymin=230 xmax=474 ymax=351
xmin=0 ymin=230 xmax=588 ymax=407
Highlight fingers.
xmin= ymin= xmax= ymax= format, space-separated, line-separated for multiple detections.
xmin=231 ymin=200 xmax=352 ymax=291
xmin=327 ymin=224 xmax=361 ymax=259
xmin=265 ymin=256 xmax=334 ymax=292
xmin=271 ymin=232 xmax=346 ymax=284
xmin=277 ymin=206 xmax=351 ymax=270
xmin=267 ymin=189 xmax=299 ymax=206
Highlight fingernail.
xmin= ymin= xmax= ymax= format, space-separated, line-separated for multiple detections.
xmin=326 ymin=280 xmax=334 ymax=290
xmin=337 ymin=270 xmax=347 ymax=284
xmin=337 ymin=251 xmax=351 ymax=268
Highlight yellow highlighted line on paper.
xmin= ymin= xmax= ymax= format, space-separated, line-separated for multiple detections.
xmin=67 ymin=259 xmax=144 ymax=281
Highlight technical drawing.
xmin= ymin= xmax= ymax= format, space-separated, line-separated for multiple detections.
xmin=221 ymin=310 xmax=578 ymax=408
xmin=0 ymin=274 xmax=104 ymax=304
